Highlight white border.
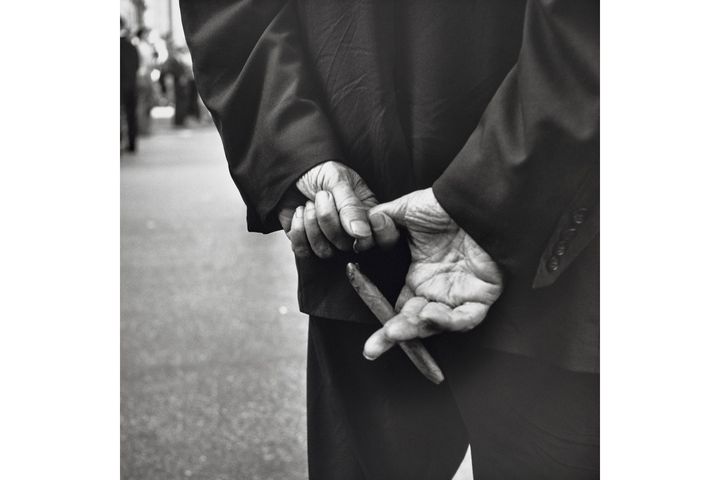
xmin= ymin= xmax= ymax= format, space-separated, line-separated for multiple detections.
xmin=1 ymin=1 xmax=720 ymax=478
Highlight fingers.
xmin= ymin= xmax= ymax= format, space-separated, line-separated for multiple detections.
xmin=414 ymin=301 xmax=488 ymax=333
xmin=368 ymin=211 xmax=400 ymax=250
xmin=418 ymin=302 xmax=453 ymax=328
xmin=278 ymin=207 xmax=295 ymax=233
xmin=447 ymin=302 xmax=491 ymax=332
xmin=303 ymin=201 xmax=334 ymax=259
xmin=451 ymin=276 xmax=503 ymax=305
xmin=395 ymin=285 xmax=414 ymax=312
xmin=382 ymin=300 xmax=449 ymax=343
xmin=277 ymin=186 xmax=308 ymax=233
xmin=363 ymin=297 xmax=429 ymax=360
xmin=286 ymin=206 xmax=312 ymax=258
xmin=314 ymin=191 xmax=353 ymax=251
xmin=331 ymin=182 xmax=375 ymax=251
xmin=363 ymin=295 xmax=490 ymax=360
xmin=369 ymin=194 xmax=410 ymax=227
xmin=352 ymin=177 xmax=379 ymax=208
xmin=287 ymin=186 xmax=402 ymax=257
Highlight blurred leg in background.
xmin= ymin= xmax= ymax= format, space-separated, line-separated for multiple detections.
xmin=121 ymin=86 xmax=138 ymax=152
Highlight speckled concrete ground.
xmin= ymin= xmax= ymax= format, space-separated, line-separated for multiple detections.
xmin=121 ymin=123 xmax=308 ymax=480
xmin=120 ymin=122 xmax=472 ymax=480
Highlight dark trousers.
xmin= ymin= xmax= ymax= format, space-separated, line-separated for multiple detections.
xmin=121 ymin=87 xmax=138 ymax=151
xmin=307 ymin=316 xmax=599 ymax=480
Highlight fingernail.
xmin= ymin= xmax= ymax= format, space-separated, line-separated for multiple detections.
xmin=363 ymin=351 xmax=376 ymax=361
xmin=316 ymin=190 xmax=329 ymax=201
xmin=350 ymin=220 xmax=371 ymax=237
xmin=369 ymin=212 xmax=387 ymax=230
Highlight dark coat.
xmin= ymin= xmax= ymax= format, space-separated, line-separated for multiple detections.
xmin=179 ymin=0 xmax=599 ymax=373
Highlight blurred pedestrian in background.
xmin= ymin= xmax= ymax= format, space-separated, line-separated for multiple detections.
xmin=161 ymin=41 xmax=200 ymax=128
xmin=120 ymin=17 xmax=139 ymax=153
xmin=134 ymin=26 xmax=158 ymax=135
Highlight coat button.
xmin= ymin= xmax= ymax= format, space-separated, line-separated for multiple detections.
xmin=560 ymin=226 xmax=578 ymax=241
xmin=573 ymin=208 xmax=589 ymax=225
xmin=554 ymin=240 xmax=568 ymax=256
xmin=547 ymin=256 xmax=561 ymax=272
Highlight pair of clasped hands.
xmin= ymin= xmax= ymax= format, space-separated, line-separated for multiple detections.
xmin=278 ymin=161 xmax=503 ymax=361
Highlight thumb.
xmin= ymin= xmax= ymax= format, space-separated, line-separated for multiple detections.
xmin=369 ymin=194 xmax=410 ymax=227
xmin=331 ymin=182 xmax=373 ymax=240
xmin=369 ymin=211 xmax=400 ymax=249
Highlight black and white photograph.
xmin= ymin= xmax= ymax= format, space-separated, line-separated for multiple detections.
xmin=4 ymin=1 xmax=720 ymax=479
xmin=121 ymin=1 xmax=598 ymax=478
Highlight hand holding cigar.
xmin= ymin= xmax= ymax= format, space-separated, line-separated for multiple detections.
xmin=359 ymin=189 xmax=504 ymax=363
xmin=346 ymin=263 xmax=445 ymax=384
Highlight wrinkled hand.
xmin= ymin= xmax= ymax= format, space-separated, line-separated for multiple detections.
xmin=363 ymin=188 xmax=504 ymax=360
xmin=278 ymin=161 xmax=399 ymax=258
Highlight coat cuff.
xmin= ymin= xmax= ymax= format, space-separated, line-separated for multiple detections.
xmin=244 ymin=154 xmax=340 ymax=234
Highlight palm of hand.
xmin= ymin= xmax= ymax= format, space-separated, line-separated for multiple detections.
xmin=382 ymin=189 xmax=503 ymax=336
xmin=399 ymin=199 xmax=502 ymax=316
xmin=405 ymin=227 xmax=502 ymax=312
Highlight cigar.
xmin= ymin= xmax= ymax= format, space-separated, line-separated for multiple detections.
xmin=346 ymin=263 xmax=445 ymax=384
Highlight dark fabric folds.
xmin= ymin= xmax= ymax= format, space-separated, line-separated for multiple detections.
xmin=433 ymin=0 xmax=599 ymax=277
xmin=179 ymin=0 xmax=599 ymax=372
xmin=180 ymin=0 xmax=344 ymax=232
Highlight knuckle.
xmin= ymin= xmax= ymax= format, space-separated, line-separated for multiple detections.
xmin=337 ymin=204 xmax=361 ymax=217
xmin=385 ymin=323 xmax=404 ymax=340
xmin=316 ymin=210 xmax=334 ymax=223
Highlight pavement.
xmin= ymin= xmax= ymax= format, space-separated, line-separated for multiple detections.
xmin=120 ymin=119 xmax=472 ymax=479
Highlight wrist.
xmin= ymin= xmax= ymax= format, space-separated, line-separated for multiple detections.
xmin=419 ymin=187 xmax=453 ymax=224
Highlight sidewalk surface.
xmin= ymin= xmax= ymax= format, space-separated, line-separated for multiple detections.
xmin=120 ymin=122 xmax=472 ymax=479
xmin=121 ymin=123 xmax=308 ymax=480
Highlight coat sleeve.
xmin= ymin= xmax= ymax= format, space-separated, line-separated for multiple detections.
xmin=179 ymin=0 xmax=344 ymax=232
xmin=432 ymin=0 xmax=599 ymax=280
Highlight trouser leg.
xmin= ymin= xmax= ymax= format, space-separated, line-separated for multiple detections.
xmin=307 ymin=319 xmax=365 ymax=480
xmin=306 ymin=316 xmax=468 ymax=480
xmin=439 ymin=347 xmax=599 ymax=480
xmin=122 ymin=88 xmax=138 ymax=151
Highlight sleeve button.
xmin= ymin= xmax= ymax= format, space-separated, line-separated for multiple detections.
xmin=560 ymin=226 xmax=578 ymax=241
xmin=554 ymin=240 xmax=568 ymax=256
xmin=547 ymin=256 xmax=561 ymax=272
xmin=573 ymin=208 xmax=589 ymax=225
